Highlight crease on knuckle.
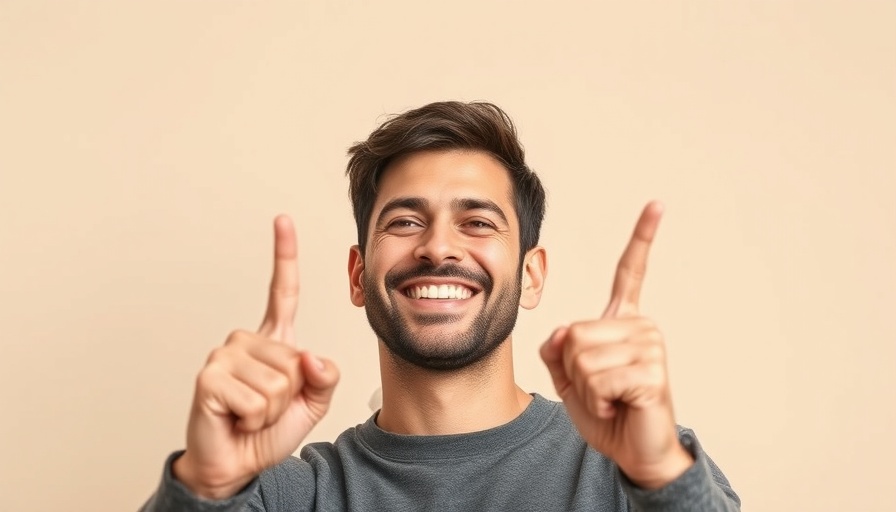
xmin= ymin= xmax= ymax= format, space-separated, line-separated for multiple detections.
xmin=270 ymin=285 xmax=299 ymax=299
xmin=617 ymin=262 xmax=645 ymax=282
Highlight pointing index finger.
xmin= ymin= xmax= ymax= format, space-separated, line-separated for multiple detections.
xmin=603 ymin=201 xmax=664 ymax=318
xmin=258 ymin=215 xmax=300 ymax=345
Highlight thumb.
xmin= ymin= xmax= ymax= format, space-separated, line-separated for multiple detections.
xmin=299 ymin=352 xmax=340 ymax=416
xmin=539 ymin=327 xmax=570 ymax=396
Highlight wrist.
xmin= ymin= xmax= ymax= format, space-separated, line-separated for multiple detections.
xmin=172 ymin=452 xmax=253 ymax=500
xmin=623 ymin=443 xmax=694 ymax=490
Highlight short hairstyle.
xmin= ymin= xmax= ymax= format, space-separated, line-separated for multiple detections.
xmin=346 ymin=101 xmax=546 ymax=260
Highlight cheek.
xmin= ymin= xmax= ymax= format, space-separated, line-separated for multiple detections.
xmin=472 ymin=240 xmax=517 ymax=277
xmin=370 ymin=233 xmax=416 ymax=258
xmin=364 ymin=241 xmax=412 ymax=282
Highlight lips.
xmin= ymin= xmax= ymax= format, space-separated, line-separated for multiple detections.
xmin=386 ymin=263 xmax=492 ymax=300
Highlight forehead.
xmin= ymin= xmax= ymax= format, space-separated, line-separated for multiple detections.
xmin=373 ymin=149 xmax=515 ymax=214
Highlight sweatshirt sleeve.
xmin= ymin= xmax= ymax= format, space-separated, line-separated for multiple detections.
xmin=138 ymin=451 xmax=262 ymax=512
xmin=619 ymin=429 xmax=741 ymax=511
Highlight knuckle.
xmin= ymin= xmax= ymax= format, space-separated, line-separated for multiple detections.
xmin=329 ymin=362 xmax=341 ymax=384
xmin=643 ymin=342 xmax=665 ymax=362
xmin=271 ymin=284 xmax=299 ymax=298
xmin=571 ymin=354 xmax=592 ymax=378
xmin=638 ymin=316 xmax=658 ymax=330
xmin=225 ymin=329 xmax=251 ymax=346
xmin=616 ymin=264 xmax=645 ymax=285
xmin=643 ymin=364 xmax=666 ymax=389
xmin=244 ymin=392 xmax=268 ymax=417
xmin=268 ymin=373 xmax=291 ymax=397
xmin=195 ymin=365 xmax=228 ymax=396
xmin=567 ymin=322 xmax=585 ymax=340
xmin=206 ymin=347 xmax=225 ymax=364
xmin=565 ymin=323 xmax=590 ymax=348
xmin=649 ymin=377 xmax=664 ymax=392
xmin=195 ymin=367 xmax=216 ymax=391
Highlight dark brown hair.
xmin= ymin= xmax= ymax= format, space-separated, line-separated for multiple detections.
xmin=346 ymin=101 xmax=546 ymax=259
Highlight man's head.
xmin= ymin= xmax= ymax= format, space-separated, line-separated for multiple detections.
xmin=346 ymin=101 xmax=546 ymax=262
xmin=345 ymin=102 xmax=547 ymax=371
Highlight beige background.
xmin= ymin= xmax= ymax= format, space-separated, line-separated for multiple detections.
xmin=1 ymin=1 xmax=894 ymax=511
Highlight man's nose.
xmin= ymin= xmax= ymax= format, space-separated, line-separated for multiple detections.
xmin=413 ymin=222 xmax=463 ymax=265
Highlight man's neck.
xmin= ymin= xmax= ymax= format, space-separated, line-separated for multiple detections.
xmin=375 ymin=341 xmax=532 ymax=436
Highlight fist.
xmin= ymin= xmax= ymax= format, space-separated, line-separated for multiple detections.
xmin=174 ymin=216 xmax=340 ymax=499
xmin=541 ymin=202 xmax=692 ymax=488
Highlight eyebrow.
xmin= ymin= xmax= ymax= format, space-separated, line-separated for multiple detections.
xmin=375 ymin=196 xmax=510 ymax=226
xmin=376 ymin=197 xmax=428 ymax=226
xmin=451 ymin=198 xmax=509 ymax=225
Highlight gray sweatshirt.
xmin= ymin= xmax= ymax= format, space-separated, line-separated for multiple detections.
xmin=141 ymin=394 xmax=740 ymax=511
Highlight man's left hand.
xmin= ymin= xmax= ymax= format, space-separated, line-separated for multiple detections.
xmin=540 ymin=201 xmax=694 ymax=489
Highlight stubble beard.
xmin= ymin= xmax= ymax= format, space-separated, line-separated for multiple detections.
xmin=362 ymin=262 xmax=522 ymax=372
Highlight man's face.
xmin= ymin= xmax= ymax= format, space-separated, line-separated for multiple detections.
xmin=351 ymin=149 xmax=525 ymax=371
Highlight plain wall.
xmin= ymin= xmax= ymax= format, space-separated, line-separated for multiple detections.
xmin=1 ymin=1 xmax=894 ymax=510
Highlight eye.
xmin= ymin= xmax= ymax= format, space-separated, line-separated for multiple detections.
xmin=463 ymin=219 xmax=497 ymax=231
xmin=391 ymin=219 xmax=420 ymax=227
xmin=386 ymin=218 xmax=424 ymax=233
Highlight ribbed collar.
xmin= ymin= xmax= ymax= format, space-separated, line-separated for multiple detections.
xmin=353 ymin=393 xmax=561 ymax=462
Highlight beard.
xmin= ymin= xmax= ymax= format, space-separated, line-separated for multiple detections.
xmin=362 ymin=261 xmax=521 ymax=371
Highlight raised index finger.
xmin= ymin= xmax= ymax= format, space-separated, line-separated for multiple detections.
xmin=603 ymin=201 xmax=664 ymax=318
xmin=258 ymin=215 xmax=299 ymax=344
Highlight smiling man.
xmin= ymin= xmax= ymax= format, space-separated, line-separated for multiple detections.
xmin=141 ymin=102 xmax=740 ymax=511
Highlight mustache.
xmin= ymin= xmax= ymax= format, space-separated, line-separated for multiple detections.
xmin=385 ymin=262 xmax=492 ymax=294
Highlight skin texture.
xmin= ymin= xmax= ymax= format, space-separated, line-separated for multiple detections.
xmin=172 ymin=216 xmax=340 ymax=499
xmin=352 ymin=150 xmax=525 ymax=371
xmin=540 ymin=201 xmax=694 ymax=488
xmin=173 ymin=148 xmax=692 ymax=499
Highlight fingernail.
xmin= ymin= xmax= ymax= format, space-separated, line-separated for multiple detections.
xmin=311 ymin=355 xmax=325 ymax=371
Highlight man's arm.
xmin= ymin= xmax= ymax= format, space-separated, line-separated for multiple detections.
xmin=140 ymin=216 xmax=339 ymax=511
xmin=140 ymin=452 xmax=260 ymax=512
xmin=620 ymin=428 xmax=740 ymax=511
xmin=541 ymin=202 xmax=739 ymax=509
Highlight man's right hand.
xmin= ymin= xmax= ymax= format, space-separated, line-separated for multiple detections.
xmin=173 ymin=215 xmax=340 ymax=499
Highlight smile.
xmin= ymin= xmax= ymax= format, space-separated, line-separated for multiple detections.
xmin=404 ymin=283 xmax=475 ymax=300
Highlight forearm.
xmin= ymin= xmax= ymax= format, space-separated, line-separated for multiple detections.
xmin=139 ymin=451 xmax=260 ymax=512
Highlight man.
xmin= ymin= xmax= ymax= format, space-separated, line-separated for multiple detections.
xmin=141 ymin=101 xmax=740 ymax=511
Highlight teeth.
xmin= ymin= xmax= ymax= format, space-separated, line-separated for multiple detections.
xmin=406 ymin=284 xmax=473 ymax=299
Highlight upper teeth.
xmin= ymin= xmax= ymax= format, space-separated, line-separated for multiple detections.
xmin=406 ymin=284 xmax=473 ymax=299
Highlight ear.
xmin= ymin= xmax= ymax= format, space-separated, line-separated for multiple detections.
xmin=348 ymin=245 xmax=366 ymax=307
xmin=519 ymin=246 xmax=547 ymax=310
